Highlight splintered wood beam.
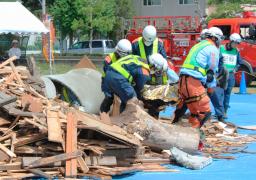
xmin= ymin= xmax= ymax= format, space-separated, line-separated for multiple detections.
xmin=65 ymin=112 xmax=78 ymax=177
xmin=9 ymin=61 xmax=24 ymax=86
xmin=26 ymin=150 xmax=82 ymax=169
xmin=0 ymin=56 xmax=17 ymax=69
xmin=47 ymin=110 xmax=63 ymax=143
xmin=0 ymin=143 xmax=16 ymax=158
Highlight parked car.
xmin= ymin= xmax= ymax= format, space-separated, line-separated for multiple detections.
xmin=67 ymin=39 xmax=115 ymax=55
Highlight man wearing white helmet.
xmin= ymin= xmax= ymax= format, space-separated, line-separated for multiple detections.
xmin=100 ymin=39 xmax=150 ymax=114
xmin=220 ymin=33 xmax=242 ymax=119
xmin=172 ymin=27 xmax=223 ymax=129
xmin=132 ymin=25 xmax=168 ymax=85
xmin=199 ymin=29 xmax=209 ymax=41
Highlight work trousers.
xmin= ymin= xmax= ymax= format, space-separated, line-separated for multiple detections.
xmin=210 ymin=87 xmax=225 ymax=119
xmin=174 ymin=75 xmax=211 ymax=128
xmin=224 ymin=72 xmax=235 ymax=113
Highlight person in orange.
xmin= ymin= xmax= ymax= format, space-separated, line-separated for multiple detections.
xmin=172 ymin=27 xmax=224 ymax=128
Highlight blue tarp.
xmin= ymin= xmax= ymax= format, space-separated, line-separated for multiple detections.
xmin=114 ymin=94 xmax=256 ymax=180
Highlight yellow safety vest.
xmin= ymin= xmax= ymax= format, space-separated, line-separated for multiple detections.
xmin=102 ymin=53 xmax=118 ymax=77
xmin=182 ymin=40 xmax=213 ymax=76
xmin=111 ymin=55 xmax=150 ymax=83
xmin=138 ymin=37 xmax=167 ymax=85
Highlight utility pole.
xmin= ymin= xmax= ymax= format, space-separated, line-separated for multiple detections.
xmin=42 ymin=0 xmax=46 ymax=18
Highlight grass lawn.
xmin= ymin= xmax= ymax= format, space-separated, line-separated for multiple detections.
xmin=36 ymin=61 xmax=103 ymax=75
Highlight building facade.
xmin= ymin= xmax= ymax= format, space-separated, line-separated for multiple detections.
xmin=132 ymin=0 xmax=206 ymax=17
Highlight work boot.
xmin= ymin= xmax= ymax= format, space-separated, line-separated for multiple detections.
xmin=217 ymin=116 xmax=225 ymax=122
xmin=189 ymin=116 xmax=200 ymax=128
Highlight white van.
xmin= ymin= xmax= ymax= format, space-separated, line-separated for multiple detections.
xmin=67 ymin=39 xmax=115 ymax=55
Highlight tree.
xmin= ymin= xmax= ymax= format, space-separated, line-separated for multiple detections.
xmin=50 ymin=0 xmax=78 ymax=48
xmin=111 ymin=0 xmax=134 ymax=40
xmin=208 ymin=0 xmax=256 ymax=20
xmin=72 ymin=0 xmax=116 ymax=53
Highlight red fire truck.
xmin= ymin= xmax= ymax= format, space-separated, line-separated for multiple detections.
xmin=125 ymin=16 xmax=202 ymax=72
xmin=126 ymin=12 xmax=256 ymax=86
xmin=208 ymin=11 xmax=256 ymax=86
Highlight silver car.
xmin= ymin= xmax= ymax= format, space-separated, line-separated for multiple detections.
xmin=67 ymin=39 xmax=115 ymax=55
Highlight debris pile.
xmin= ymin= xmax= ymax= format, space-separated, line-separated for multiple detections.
xmin=0 ymin=57 xmax=178 ymax=179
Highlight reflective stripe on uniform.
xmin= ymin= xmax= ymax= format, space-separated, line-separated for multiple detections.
xmin=102 ymin=53 xmax=118 ymax=77
xmin=138 ymin=37 xmax=158 ymax=59
xmin=111 ymin=55 xmax=150 ymax=83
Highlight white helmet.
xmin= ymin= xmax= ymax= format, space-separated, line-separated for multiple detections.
xmin=115 ymin=39 xmax=132 ymax=57
xmin=208 ymin=27 xmax=224 ymax=42
xmin=230 ymin=33 xmax=242 ymax=43
xmin=142 ymin=25 xmax=157 ymax=46
xmin=149 ymin=53 xmax=168 ymax=71
xmin=200 ymin=29 xmax=209 ymax=37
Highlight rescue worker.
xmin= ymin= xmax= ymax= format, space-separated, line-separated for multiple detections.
xmin=101 ymin=39 xmax=132 ymax=111
xmin=209 ymin=61 xmax=229 ymax=122
xmin=148 ymin=53 xmax=179 ymax=85
xmin=198 ymin=29 xmax=209 ymax=42
xmin=221 ymin=33 xmax=242 ymax=118
xmin=172 ymin=27 xmax=223 ymax=128
xmin=100 ymin=40 xmax=150 ymax=114
xmin=132 ymin=25 xmax=168 ymax=85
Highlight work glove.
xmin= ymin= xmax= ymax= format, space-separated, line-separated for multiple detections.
xmin=217 ymin=67 xmax=229 ymax=89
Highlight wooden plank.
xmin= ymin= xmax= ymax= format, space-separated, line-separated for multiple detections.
xmin=14 ymin=133 xmax=47 ymax=147
xmin=77 ymin=157 xmax=89 ymax=173
xmin=0 ymin=143 xmax=16 ymax=158
xmin=0 ymin=96 xmax=17 ymax=107
xmin=65 ymin=112 xmax=77 ymax=177
xmin=26 ymin=168 xmax=53 ymax=179
xmin=0 ymin=117 xmax=11 ymax=126
xmin=111 ymin=96 xmax=120 ymax=117
xmin=238 ymin=125 xmax=256 ymax=131
xmin=99 ymin=112 xmax=112 ymax=125
xmin=47 ymin=110 xmax=63 ymax=143
xmin=22 ymin=157 xmax=62 ymax=167
xmin=10 ymin=60 xmax=25 ymax=86
xmin=26 ymin=150 xmax=82 ymax=168
xmin=75 ymin=110 xmax=141 ymax=147
xmin=0 ymin=56 xmax=17 ymax=69
xmin=0 ymin=149 xmax=10 ymax=161
xmin=24 ymin=118 xmax=47 ymax=132
xmin=85 ymin=156 xmax=117 ymax=166
xmin=0 ymin=162 xmax=21 ymax=171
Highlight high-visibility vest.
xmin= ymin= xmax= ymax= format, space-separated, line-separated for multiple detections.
xmin=110 ymin=55 xmax=150 ymax=83
xmin=102 ymin=53 xmax=118 ymax=77
xmin=137 ymin=37 xmax=167 ymax=85
xmin=138 ymin=37 xmax=158 ymax=59
xmin=220 ymin=45 xmax=238 ymax=72
xmin=182 ymin=40 xmax=213 ymax=76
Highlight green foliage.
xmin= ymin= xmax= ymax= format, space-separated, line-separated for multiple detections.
xmin=72 ymin=0 xmax=117 ymax=38
xmin=207 ymin=0 xmax=256 ymax=20
xmin=50 ymin=0 xmax=78 ymax=40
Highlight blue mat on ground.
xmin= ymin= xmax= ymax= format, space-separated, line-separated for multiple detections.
xmin=113 ymin=94 xmax=256 ymax=180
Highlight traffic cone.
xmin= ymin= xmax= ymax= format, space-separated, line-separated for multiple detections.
xmin=239 ymin=71 xmax=247 ymax=94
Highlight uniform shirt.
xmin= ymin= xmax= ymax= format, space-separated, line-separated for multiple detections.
xmin=180 ymin=42 xmax=220 ymax=86
xmin=108 ymin=62 xmax=150 ymax=99
xmin=219 ymin=44 xmax=242 ymax=73
xmin=8 ymin=47 xmax=21 ymax=59
xmin=132 ymin=38 xmax=167 ymax=63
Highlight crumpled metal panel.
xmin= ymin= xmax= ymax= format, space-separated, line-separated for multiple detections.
xmin=40 ymin=76 xmax=57 ymax=99
xmin=46 ymin=68 xmax=104 ymax=114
